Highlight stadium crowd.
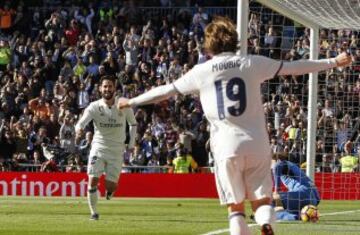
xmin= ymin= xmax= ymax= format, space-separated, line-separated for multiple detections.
xmin=0 ymin=0 xmax=359 ymax=173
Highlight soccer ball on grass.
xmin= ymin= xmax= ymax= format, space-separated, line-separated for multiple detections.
xmin=300 ymin=204 xmax=319 ymax=222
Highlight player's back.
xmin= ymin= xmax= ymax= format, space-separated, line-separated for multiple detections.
xmin=191 ymin=52 xmax=281 ymax=159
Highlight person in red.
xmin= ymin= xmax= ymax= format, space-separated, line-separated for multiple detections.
xmin=65 ymin=19 xmax=80 ymax=46
xmin=0 ymin=4 xmax=16 ymax=34
xmin=28 ymin=97 xmax=54 ymax=122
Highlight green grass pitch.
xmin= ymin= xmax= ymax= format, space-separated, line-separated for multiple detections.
xmin=0 ymin=197 xmax=360 ymax=235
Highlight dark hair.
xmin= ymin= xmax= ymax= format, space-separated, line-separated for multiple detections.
xmin=100 ymin=75 xmax=116 ymax=86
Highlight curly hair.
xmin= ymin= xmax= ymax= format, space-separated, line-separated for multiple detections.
xmin=204 ymin=16 xmax=239 ymax=55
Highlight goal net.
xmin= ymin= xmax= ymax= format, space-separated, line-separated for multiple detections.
xmin=261 ymin=0 xmax=360 ymax=30
xmin=247 ymin=0 xmax=360 ymax=201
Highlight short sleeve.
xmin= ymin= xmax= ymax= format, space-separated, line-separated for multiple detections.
xmin=250 ymin=55 xmax=283 ymax=80
xmin=124 ymin=107 xmax=137 ymax=126
xmin=172 ymin=66 xmax=200 ymax=95
xmin=75 ymin=103 xmax=94 ymax=131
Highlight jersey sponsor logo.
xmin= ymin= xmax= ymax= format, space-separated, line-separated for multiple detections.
xmin=99 ymin=123 xmax=123 ymax=128
xmin=108 ymin=118 xmax=116 ymax=123
xmin=212 ymin=59 xmax=241 ymax=72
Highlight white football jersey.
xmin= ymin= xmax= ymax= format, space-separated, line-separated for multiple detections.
xmin=173 ymin=52 xmax=282 ymax=160
xmin=75 ymin=97 xmax=137 ymax=152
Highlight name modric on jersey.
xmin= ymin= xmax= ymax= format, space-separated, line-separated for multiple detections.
xmin=212 ymin=58 xmax=241 ymax=72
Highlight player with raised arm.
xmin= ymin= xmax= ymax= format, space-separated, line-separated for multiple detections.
xmin=75 ymin=75 xmax=137 ymax=220
xmin=117 ymin=17 xmax=351 ymax=235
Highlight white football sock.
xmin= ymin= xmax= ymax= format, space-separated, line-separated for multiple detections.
xmin=229 ymin=212 xmax=251 ymax=235
xmin=254 ymin=205 xmax=275 ymax=226
xmin=87 ymin=187 xmax=98 ymax=215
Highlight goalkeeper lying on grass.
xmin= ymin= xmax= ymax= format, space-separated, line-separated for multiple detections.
xmin=272 ymin=153 xmax=320 ymax=221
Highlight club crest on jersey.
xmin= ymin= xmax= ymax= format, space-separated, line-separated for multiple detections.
xmin=99 ymin=106 xmax=105 ymax=116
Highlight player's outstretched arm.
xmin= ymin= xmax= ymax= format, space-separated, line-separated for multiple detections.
xmin=334 ymin=52 xmax=353 ymax=66
xmin=117 ymin=83 xmax=178 ymax=108
xmin=117 ymin=97 xmax=131 ymax=109
xmin=278 ymin=52 xmax=352 ymax=76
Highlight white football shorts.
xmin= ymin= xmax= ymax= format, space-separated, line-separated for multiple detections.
xmin=87 ymin=147 xmax=124 ymax=183
xmin=214 ymin=154 xmax=272 ymax=205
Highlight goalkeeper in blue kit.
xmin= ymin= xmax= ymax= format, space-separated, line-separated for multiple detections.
xmin=272 ymin=154 xmax=320 ymax=221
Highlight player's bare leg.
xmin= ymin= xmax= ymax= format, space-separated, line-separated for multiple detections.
xmin=88 ymin=176 xmax=100 ymax=220
xmin=228 ymin=202 xmax=251 ymax=235
xmin=251 ymin=197 xmax=275 ymax=235
xmin=105 ymin=180 xmax=118 ymax=200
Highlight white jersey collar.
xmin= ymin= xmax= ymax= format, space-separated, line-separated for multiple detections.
xmin=100 ymin=98 xmax=116 ymax=108
xmin=213 ymin=52 xmax=236 ymax=58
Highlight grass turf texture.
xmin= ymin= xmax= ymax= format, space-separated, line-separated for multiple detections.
xmin=0 ymin=197 xmax=360 ymax=235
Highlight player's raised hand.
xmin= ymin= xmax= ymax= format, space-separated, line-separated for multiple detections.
xmin=335 ymin=52 xmax=352 ymax=67
xmin=117 ymin=97 xmax=130 ymax=109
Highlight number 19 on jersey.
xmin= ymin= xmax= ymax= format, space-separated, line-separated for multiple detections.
xmin=215 ymin=77 xmax=247 ymax=120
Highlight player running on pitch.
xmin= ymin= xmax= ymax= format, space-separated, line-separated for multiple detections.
xmin=75 ymin=75 xmax=137 ymax=220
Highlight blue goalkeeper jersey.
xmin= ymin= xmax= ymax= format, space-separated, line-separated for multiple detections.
xmin=273 ymin=160 xmax=320 ymax=215
xmin=273 ymin=160 xmax=315 ymax=192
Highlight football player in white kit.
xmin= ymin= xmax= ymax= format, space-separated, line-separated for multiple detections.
xmin=117 ymin=17 xmax=351 ymax=234
xmin=75 ymin=75 xmax=137 ymax=220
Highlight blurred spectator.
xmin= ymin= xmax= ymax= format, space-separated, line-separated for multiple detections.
xmin=178 ymin=124 xmax=195 ymax=153
xmin=28 ymin=97 xmax=53 ymax=122
xmin=123 ymin=32 xmax=139 ymax=67
xmin=172 ymin=143 xmax=197 ymax=173
xmin=14 ymin=126 xmax=28 ymax=155
xmin=0 ymin=40 xmax=11 ymax=71
xmin=0 ymin=4 xmax=16 ymax=34
xmin=192 ymin=121 xmax=209 ymax=169
xmin=45 ymin=113 xmax=61 ymax=140
xmin=0 ymin=120 xmax=16 ymax=165
xmin=270 ymin=137 xmax=283 ymax=155
xmin=44 ymin=12 xmax=64 ymax=42
xmin=74 ymin=6 xmax=95 ymax=35
xmin=59 ymin=113 xmax=76 ymax=154
xmin=339 ymin=141 xmax=358 ymax=172
xmin=66 ymin=154 xmax=84 ymax=172
xmin=129 ymin=144 xmax=146 ymax=169
xmin=192 ymin=6 xmax=208 ymax=32
xmin=146 ymin=155 xmax=160 ymax=173
xmin=140 ymin=130 xmax=158 ymax=164
xmin=77 ymin=81 xmax=90 ymax=110
xmin=28 ymin=125 xmax=48 ymax=155
xmin=77 ymin=131 xmax=92 ymax=163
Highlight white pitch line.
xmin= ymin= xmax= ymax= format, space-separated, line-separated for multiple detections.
xmin=320 ymin=209 xmax=360 ymax=216
xmin=200 ymin=209 xmax=360 ymax=235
